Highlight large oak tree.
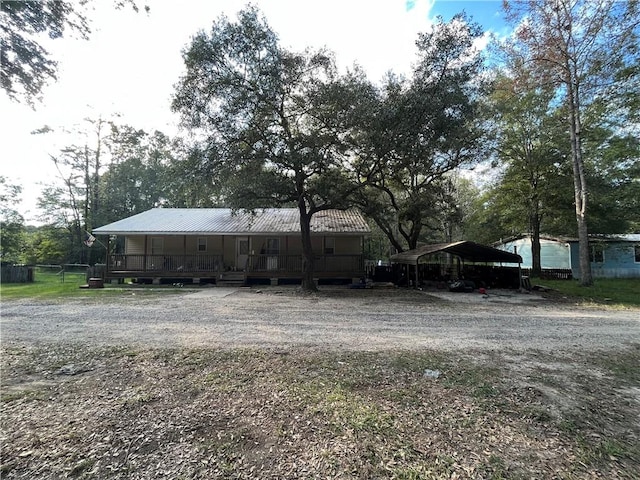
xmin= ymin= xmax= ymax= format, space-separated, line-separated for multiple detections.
xmin=172 ymin=7 xmax=373 ymax=291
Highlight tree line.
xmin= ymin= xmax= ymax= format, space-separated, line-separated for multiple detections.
xmin=1 ymin=1 xmax=638 ymax=289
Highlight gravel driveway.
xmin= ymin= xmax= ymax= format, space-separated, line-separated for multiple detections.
xmin=2 ymin=287 xmax=639 ymax=351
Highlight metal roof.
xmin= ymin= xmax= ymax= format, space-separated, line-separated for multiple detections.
xmin=495 ymin=233 xmax=640 ymax=245
xmin=390 ymin=241 xmax=523 ymax=265
xmin=93 ymin=208 xmax=371 ymax=235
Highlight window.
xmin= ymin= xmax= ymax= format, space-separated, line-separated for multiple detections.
xmin=589 ymin=243 xmax=604 ymax=263
xmin=324 ymin=237 xmax=335 ymax=254
xmin=635 ymin=245 xmax=640 ymax=263
xmin=238 ymin=238 xmax=249 ymax=255
xmin=265 ymin=238 xmax=280 ymax=255
xmin=197 ymin=237 xmax=207 ymax=252
xmin=151 ymin=237 xmax=163 ymax=255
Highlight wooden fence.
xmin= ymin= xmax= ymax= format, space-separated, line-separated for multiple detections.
xmin=521 ymin=268 xmax=573 ymax=280
xmin=1 ymin=265 xmax=34 ymax=283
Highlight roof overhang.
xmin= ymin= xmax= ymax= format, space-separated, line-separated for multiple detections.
xmin=390 ymin=241 xmax=522 ymax=265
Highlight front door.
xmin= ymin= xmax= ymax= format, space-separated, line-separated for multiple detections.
xmin=236 ymin=237 xmax=249 ymax=270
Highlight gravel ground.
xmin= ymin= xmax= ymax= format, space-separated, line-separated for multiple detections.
xmin=2 ymin=286 xmax=639 ymax=351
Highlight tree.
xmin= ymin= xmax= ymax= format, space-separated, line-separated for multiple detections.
xmin=0 ymin=176 xmax=25 ymax=263
xmin=503 ymin=0 xmax=640 ymax=285
xmin=22 ymin=225 xmax=71 ymax=265
xmin=1 ymin=0 xmax=147 ymax=104
xmin=583 ymin=127 xmax=640 ymax=234
xmin=99 ymin=130 xmax=177 ymax=222
xmin=162 ymin=138 xmax=221 ymax=208
xmin=36 ymin=118 xmax=175 ymax=264
xmin=172 ymin=7 xmax=373 ymax=291
xmin=354 ymin=14 xmax=487 ymax=252
xmin=35 ymin=116 xmax=114 ymax=264
xmin=487 ymin=70 xmax=570 ymax=275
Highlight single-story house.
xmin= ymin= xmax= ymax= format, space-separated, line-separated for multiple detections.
xmin=93 ymin=208 xmax=371 ymax=285
xmin=494 ymin=234 xmax=640 ymax=279
xmin=389 ymin=241 xmax=523 ymax=288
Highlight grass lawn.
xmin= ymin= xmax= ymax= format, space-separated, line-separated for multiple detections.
xmin=0 ymin=269 xmax=188 ymax=300
xmin=536 ymin=278 xmax=640 ymax=307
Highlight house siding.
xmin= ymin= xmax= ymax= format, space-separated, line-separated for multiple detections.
xmin=498 ymin=238 xmax=571 ymax=269
xmin=570 ymin=242 xmax=640 ymax=279
xmin=496 ymin=235 xmax=640 ymax=279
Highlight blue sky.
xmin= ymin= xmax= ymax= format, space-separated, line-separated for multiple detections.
xmin=1 ymin=0 xmax=515 ymax=221
xmin=423 ymin=0 xmax=510 ymax=35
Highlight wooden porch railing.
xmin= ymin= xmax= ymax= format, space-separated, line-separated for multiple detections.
xmin=246 ymin=254 xmax=364 ymax=273
xmin=108 ymin=254 xmax=224 ymax=273
xmin=106 ymin=253 xmax=364 ymax=276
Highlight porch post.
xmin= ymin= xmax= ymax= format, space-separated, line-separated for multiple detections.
xmin=106 ymin=235 xmax=111 ymax=272
xmin=144 ymin=235 xmax=148 ymax=272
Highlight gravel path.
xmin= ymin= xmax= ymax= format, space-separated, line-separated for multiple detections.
xmin=2 ymin=287 xmax=639 ymax=351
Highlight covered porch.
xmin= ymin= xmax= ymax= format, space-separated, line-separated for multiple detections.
xmin=104 ymin=251 xmax=366 ymax=283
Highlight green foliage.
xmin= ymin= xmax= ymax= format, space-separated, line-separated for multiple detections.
xmin=22 ymin=225 xmax=71 ymax=265
xmin=99 ymin=129 xmax=178 ymax=222
xmin=0 ymin=0 xmax=88 ymax=104
xmin=502 ymin=0 xmax=640 ymax=286
xmin=0 ymin=176 xmax=25 ymax=263
xmin=355 ymin=14 xmax=487 ymax=251
xmin=583 ymin=129 xmax=640 ymax=234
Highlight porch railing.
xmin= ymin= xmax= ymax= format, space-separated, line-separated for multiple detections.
xmin=246 ymin=254 xmax=364 ymax=274
xmin=106 ymin=253 xmax=364 ymax=276
xmin=108 ymin=254 xmax=224 ymax=273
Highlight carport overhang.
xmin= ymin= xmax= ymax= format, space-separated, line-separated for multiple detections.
xmin=389 ymin=241 xmax=523 ymax=287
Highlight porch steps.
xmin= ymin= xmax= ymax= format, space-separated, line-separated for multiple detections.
xmin=216 ymin=272 xmax=246 ymax=287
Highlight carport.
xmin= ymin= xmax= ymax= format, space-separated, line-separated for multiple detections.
xmin=390 ymin=241 xmax=523 ymax=288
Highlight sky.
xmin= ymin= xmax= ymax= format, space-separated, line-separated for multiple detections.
xmin=0 ymin=0 xmax=509 ymax=223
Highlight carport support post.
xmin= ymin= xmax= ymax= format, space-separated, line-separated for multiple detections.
xmin=415 ymin=260 xmax=419 ymax=289
xmin=515 ymin=246 xmax=523 ymax=291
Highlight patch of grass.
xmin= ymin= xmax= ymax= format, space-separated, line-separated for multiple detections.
xmin=0 ymin=269 xmax=192 ymax=300
xmin=539 ymin=278 xmax=640 ymax=307
xmin=592 ymin=346 xmax=640 ymax=383
xmin=0 ymin=388 xmax=45 ymax=403
xmin=0 ymin=271 xmax=88 ymax=300
xmin=576 ymin=436 xmax=640 ymax=467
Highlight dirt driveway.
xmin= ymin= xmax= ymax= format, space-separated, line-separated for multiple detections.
xmin=2 ymin=287 xmax=639 ymax=351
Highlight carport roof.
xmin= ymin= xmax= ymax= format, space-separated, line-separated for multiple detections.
xmin=390 ymin=241 xmax=523 ymax=264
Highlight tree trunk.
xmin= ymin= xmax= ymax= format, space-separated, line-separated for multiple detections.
xmin=567 ymin=79 xmax=593 ymax=286
xmin=298 ymin=201 xmax=317 ymax=292
xmin=531 ymin=219 xmax=542 ymax=278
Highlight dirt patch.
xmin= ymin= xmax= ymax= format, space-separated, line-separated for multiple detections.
xmin=2 ymin=345 xmax=639 ymax=479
